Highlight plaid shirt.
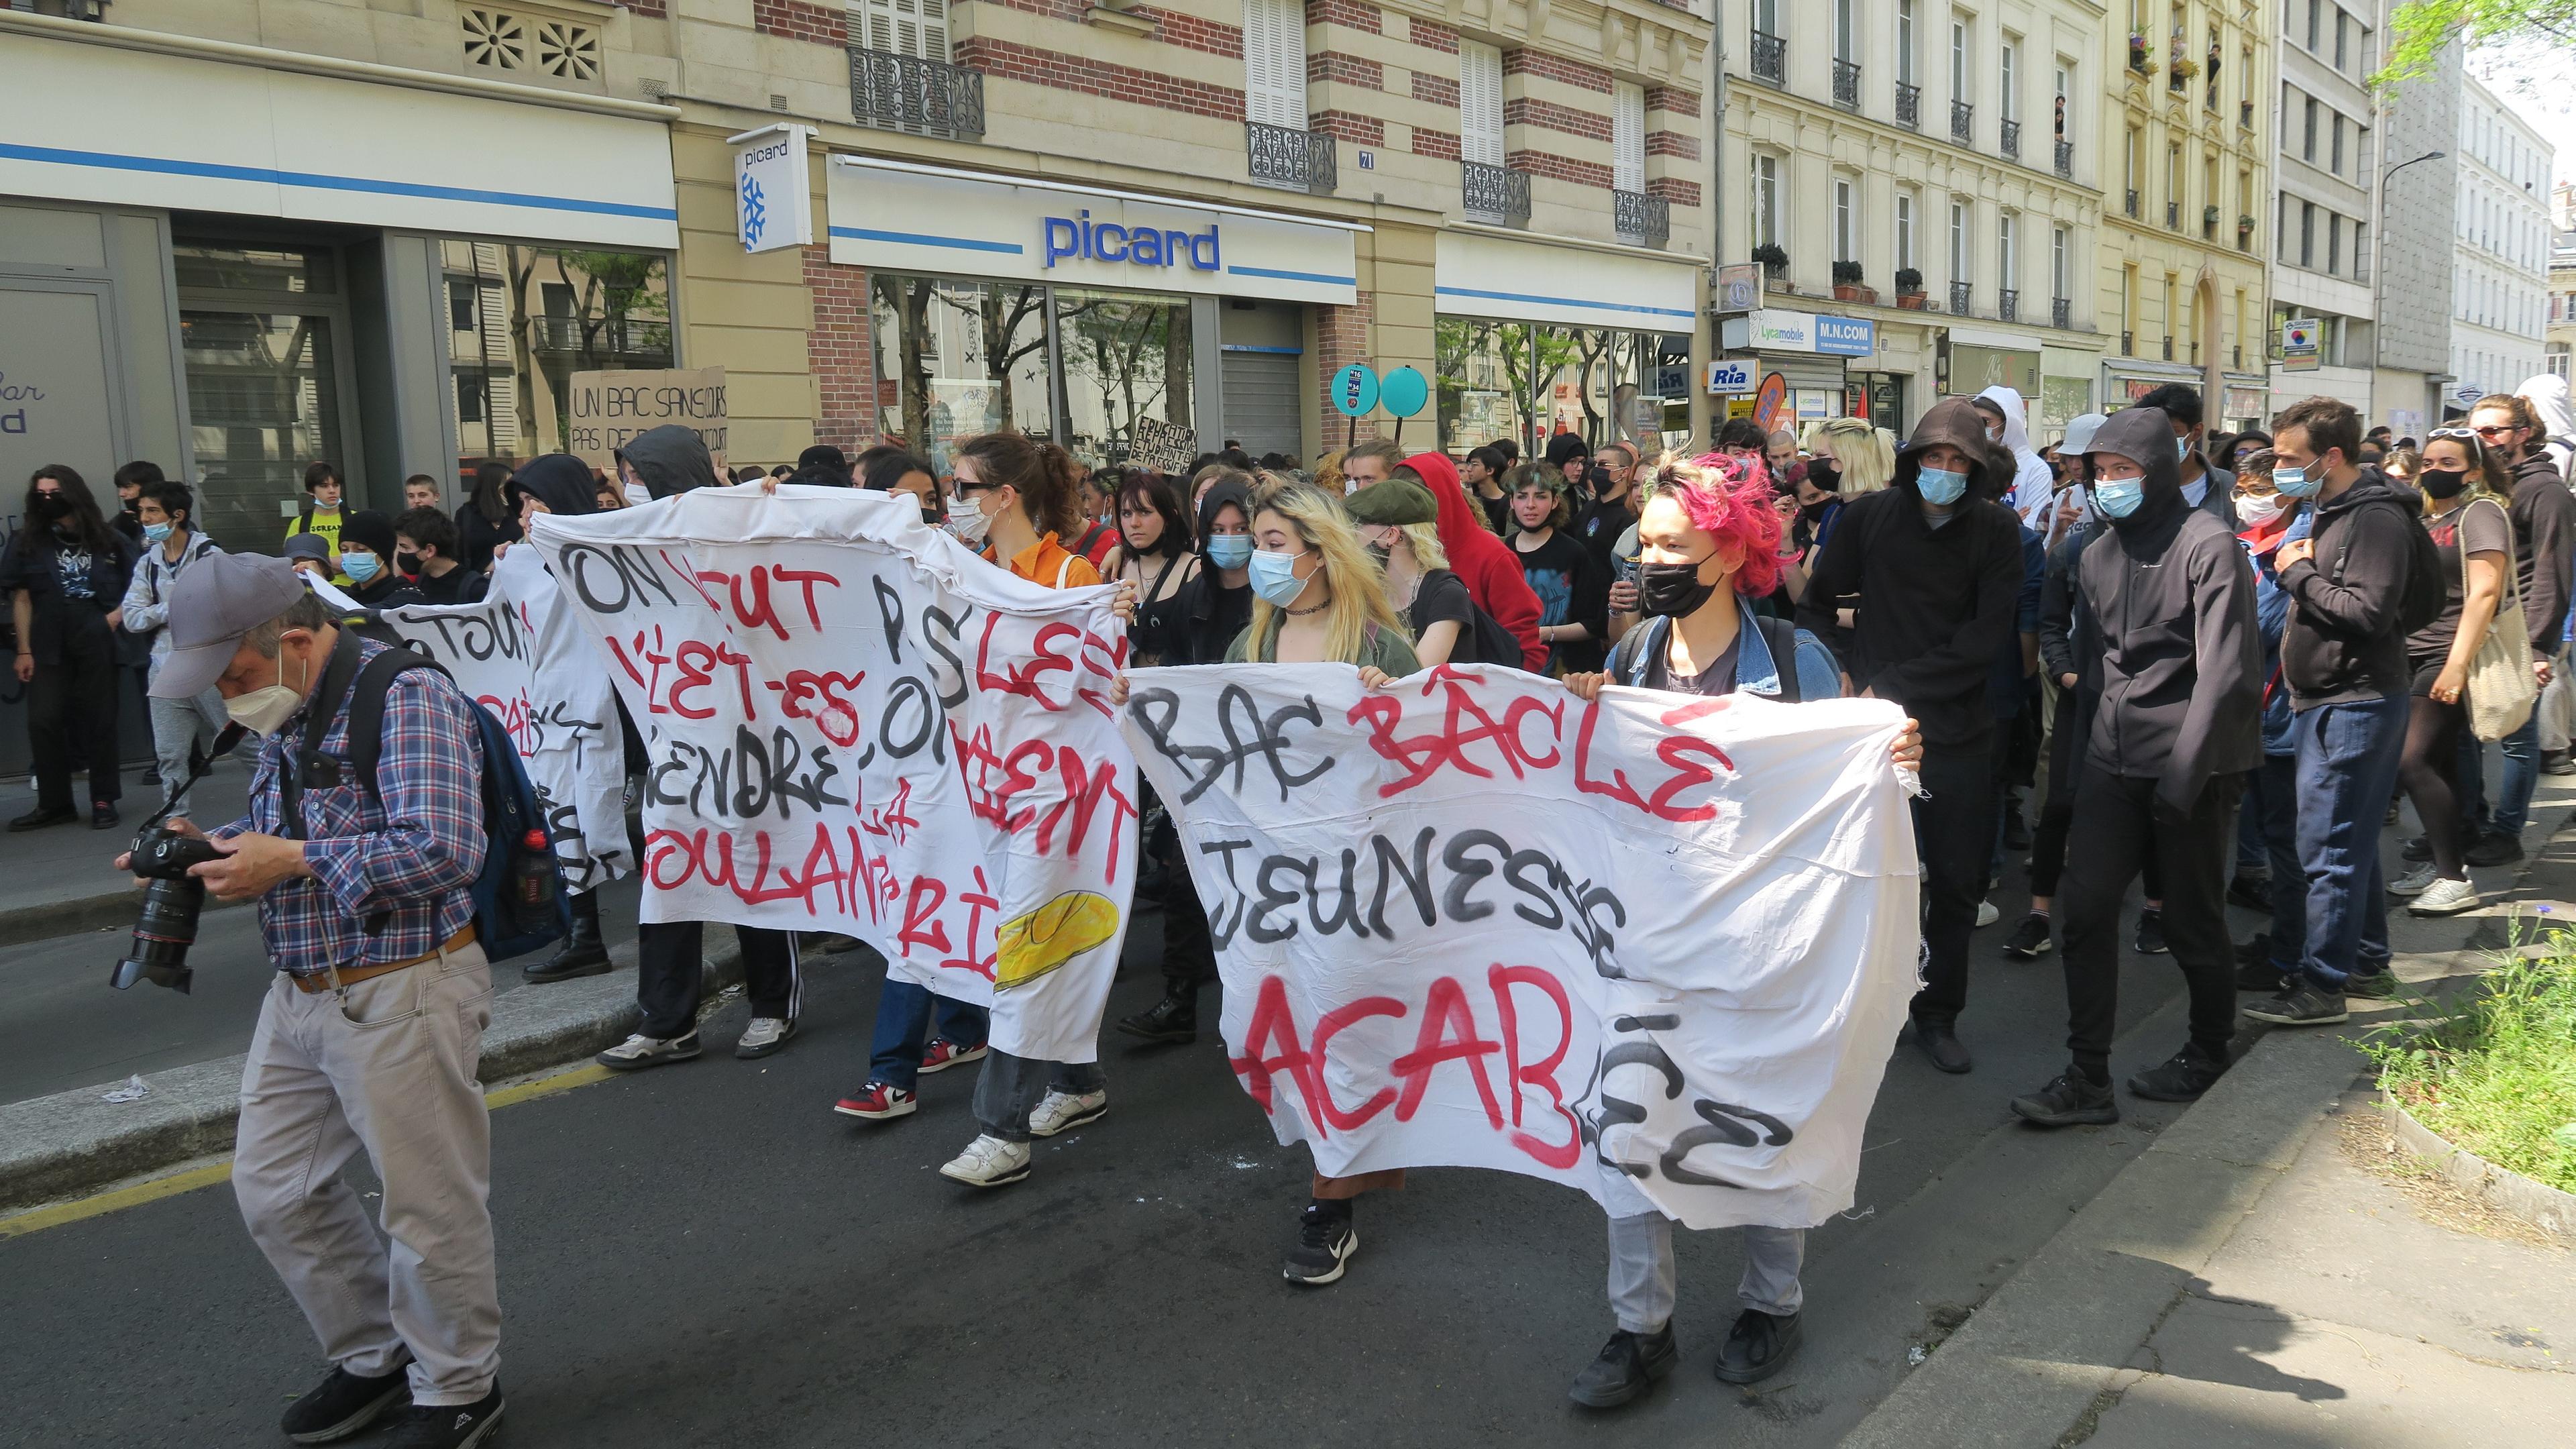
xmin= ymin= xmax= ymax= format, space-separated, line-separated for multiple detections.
xmin=213 ymin=637 xmax=486 ymax=978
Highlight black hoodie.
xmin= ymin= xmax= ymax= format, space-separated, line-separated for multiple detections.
xmin=508 ymin=453 xmax=600 ymax=520
xmin=619 ymin=425 xmax=718 ymax=501
xmin=2508 ymin=449 xmax=2573 ymax=658
xmin=1795 ymin=396 xmax=2026 ymax=747
xmin=2277 ymin=466 xmax=2416 ymax=706
xmin=2076 ymin=407 xmax=2261 ymax=814
xmin=1168 ymin=480 xmax=1255 ymax=666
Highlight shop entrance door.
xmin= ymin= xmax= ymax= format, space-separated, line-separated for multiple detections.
xmin=173 ymin=239 xmax=358 ymax=551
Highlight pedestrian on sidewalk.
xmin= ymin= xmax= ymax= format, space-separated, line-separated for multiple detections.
xmin=2458 ymin=392 xmax=2573 ymax=867
xmin=2010 ymin=407 xmax=2262 ymax=1128
xmin=286 ymin=462 xmax=352 ymax=588
xmin=118 ymin=479 xmax=229 ymax=804
xmin=2224 ymin=453 xmax=2320 ymax=996
xmin=137 ymin=552 xmax=504 ymax=1447
xmin=2245 ymin=397 xmax=2420 ymax=1027
xmin=6 ymin=465 xmax=140 ymax=832
xmin=1797 ymin=398 xmax=2025 ymax=1075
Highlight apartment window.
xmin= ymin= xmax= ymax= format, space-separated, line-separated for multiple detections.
xmin=2054 ymin=64 xmax=2071 ymax=140
xmin=2327 ymin=214 xmax=2341 ymax=274
xmin=2123 ymin=265 xmax=2137 ymax=345
xmin=455 ymin=374 xmax=485 ymax=426
xmin=2000 ymin=36 xmax=2017 ymax=121
xmin=2300 ymin=200 xmax=2316 ymax=266
xmin=1998 ymin=212 xmax=2017 ymax=290
xmin=1752 ymin=153 xmax=1782 ymax=249
xmin=1835 ymin=179 xmax=1857 ymax=261
xmin=1898 ymin=0 xmax=1917 ymax=83
xmin=1835 ymin=0 xmax=1857 ymax=62
xmin=1949 ymin=199 xmax=1969 ymax=279
xmin=1459 ymin=41 xmax=1504 ymax=166
xmin=1896 ymin=191 xmax=1917 ymax=270
xmin=1241 ymin=0 xmax=1306 ymax=129
xmin=2306 ymin=0 xmax=2320 ymax=50
xmin=2166 ymin=146 xmax=2180 ymax=213
xmin=2163 ymin=274 xmax=2176 ymax=345
xmin=2302 ymin=97 xmax=2318 ymax=162
xmin=1612 ymin=82 xmax=1646 ymax=193
xmin=446 ymin=280 xmax=478 ymax=332
xmin=2354 ymin=221 xmax=2366 ymax=278
xmin=2276 ymin=193 xmax=2290 ymax=262
xmin=2335 ymin=9 xmax=2349 ymax=70
xmin=1951 ymin=15 xmax=1969 ymax=100
xmin=2331 ymin=113 xmax=2345 ymax=176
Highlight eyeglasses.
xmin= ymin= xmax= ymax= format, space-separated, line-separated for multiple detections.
xmin=2471 ymin=424 xmax=2518 ymax=438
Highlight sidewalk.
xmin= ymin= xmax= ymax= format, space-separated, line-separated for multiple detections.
xmin=0 ymin=761 xmax=253 ymax=940
xmin=1843 ymin=803 xmax=2576 ymax=1448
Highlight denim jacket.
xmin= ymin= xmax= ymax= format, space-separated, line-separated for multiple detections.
xmin=1621 ymin=603 xmax=1846 ymax=701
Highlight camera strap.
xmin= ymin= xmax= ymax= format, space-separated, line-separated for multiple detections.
xmin=277 ymin=629 xmax=370 ymax=847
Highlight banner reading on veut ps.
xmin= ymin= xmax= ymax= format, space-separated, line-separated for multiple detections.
xmin=314 ymin=550 xmax=632 ymax=893
xmin=1120 ymin=663 xmax=1921 ymax=1230
xmin=530 ymin=486 xmax=1137 ymax=1064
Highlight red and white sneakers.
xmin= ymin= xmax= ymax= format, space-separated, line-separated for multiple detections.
xmin=919 ymin=1037 xmax=987 ymax=1074
xmin=832 ymin=1081 xmax=918 ymax=1120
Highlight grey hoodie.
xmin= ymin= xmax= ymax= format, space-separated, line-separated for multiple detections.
xmin=619 ymin=425 xmax=718 ymax=500
xmin=2078 ymin=406 xmax=2263 ymax=815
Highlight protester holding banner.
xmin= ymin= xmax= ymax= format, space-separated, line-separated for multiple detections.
xmin=1105 ymin=471 xmax=1198 ymax=669
xmin=855 ymin=443 xmax=941 ymax=525
xmin=1346 ymin=476 xmax=1483 ymax=667
xmin=1796 ymin=398 xmax=2025 ymax=1073
xmin=1409 ymin=451 xmax=1546 ymax=671
xmin=455 ymin=460 xmax=521 ymax=577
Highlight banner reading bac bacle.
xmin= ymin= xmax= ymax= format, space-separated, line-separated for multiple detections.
xmin=531 ymin=486 xmax=1136 ymax=1065
xmin=1120 ymin=663 xmax=1920 ymax=1230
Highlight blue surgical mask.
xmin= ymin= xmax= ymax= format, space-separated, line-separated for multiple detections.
xmin=1247 ymin=547 xmax=1310 ymax=606
xmin=142 ymin=522 xmax=173 ymax=544
xmin=2273 ymin=462 xmax=2320 ymax=498
xmin=2094 ymin=477 xmax=2147 ymax=519
xmin=2176 ymin=435 xmax=2192 ymax=461
xmin=1205 ymin=535 xmax=1253 ymax=570
xmin=1917 ymin=466 xmax=1968 ymax=506
xmin=343 ymin=552 xmax=381 ymax=583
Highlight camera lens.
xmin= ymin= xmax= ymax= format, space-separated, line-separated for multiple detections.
xmin=113 ymin=876 xmax=205 ymax=994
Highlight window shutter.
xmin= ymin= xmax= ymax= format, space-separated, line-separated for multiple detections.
xmin=850 ymin=0 xmax=949 ymax=62
xmin=1613 ymin=82 xmax=1645 ymax=193
xmin=1241 ymin=0 xmax=1306 ymax=128
xmin=1460 ymin=42 xmax=1504 ymax=166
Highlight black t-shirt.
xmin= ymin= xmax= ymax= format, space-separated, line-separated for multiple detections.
xmin=1478 ymin=490 xmax=1511 ymax=537
xmin=1406 ymin=568 xmax=1479 ymax=662
xmin=1640 ymin=628 xmax=1743 ymax=697
xmin=1570 ymin=494 xmax=1634 ymax=566
xmin=2408 ymin=496 xmax=2512 ymax=660
xmin=407 ymin=566 xmax=475 ymax=606
xmin=1512 ymin=528 xmax=1608 ymax=673
xmin=1125 ymin=549 xmax=1195 ymax=667
xmin=1173 ymin=572 xmax=1253 ymax=666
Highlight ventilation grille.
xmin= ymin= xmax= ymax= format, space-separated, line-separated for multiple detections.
xmin=462 ymin=8 xmax=600 ymax=82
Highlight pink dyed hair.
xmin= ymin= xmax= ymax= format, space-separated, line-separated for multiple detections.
xmin=1656 ymin=454 xmax=1786 ymax=597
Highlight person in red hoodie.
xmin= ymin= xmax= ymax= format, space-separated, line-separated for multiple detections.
xmin=1404 ymin=450 xmax=1546 ymax=670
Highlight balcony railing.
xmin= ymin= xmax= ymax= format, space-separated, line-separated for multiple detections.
xmin=2125 ymin=189 xmax=2140 ymax=218
xmin=1462 ymin=161 xmax=1531 ymax=227
xmin=1951 ymin=99 xmax=1974 ymax=144
xmin=2055 ymin=139 xmax=2074 ymax=178
xmin=2051 ymin=296 xmax=2071 ymax=329
xmin=1833 ymin=58 xmax=1862 ymax=109
xmin=1998 ymin=288 xmax=2019 ymax=323
xmin=1896 ymin=81 xmax=1921 ymax=129
xmin=1949 ymin=280 xmax=1972 ymax=315
xmin=2166 ymin=201 xmax=2180 ymax=229
xmin=2000 ymin=117 xmax=2021 ymax=158
xmin=1751 ymin=31 xmax=1786 ymax=84
xmin=850 ymin=46 xmax=985 ymax=140
xmin=1246 ymin=121 xmax=1336 ymax=196
xmin=1613 ymin=189 xmax=1670 ymax=250
xmin=537 ymin=317 xmax=672 ymax=355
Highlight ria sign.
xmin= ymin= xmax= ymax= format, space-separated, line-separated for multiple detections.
xmin=1043 ymin=211 xmax=1220 ymax=272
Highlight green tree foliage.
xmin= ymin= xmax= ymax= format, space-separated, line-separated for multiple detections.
xmin=2376 ymin=1 xmax=2576 ymax=88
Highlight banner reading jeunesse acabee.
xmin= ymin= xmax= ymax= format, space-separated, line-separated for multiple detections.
xmin=531 ymin=486 xmax=1136 ymax=1063
xmin=1120 ymin=663 xmax=1920 ymax=1230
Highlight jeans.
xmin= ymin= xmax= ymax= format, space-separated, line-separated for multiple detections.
xmin=972 ymin=1049 xmax=1106 ymax=1142
xmin=1911 ymin=741 xmax=1997 ymax=1022
xmin=2292 ymin=696 xmax=2407 ymax=989
xmin=2058 ymin=767 xmax=2243 ymax=1079
xmin=2247 ymin=753 xmax=2305 ymax=971
xmin=867 ymin=978 xmax=991 ymax=1091
xmin=2493 ymin=707 xmax=2543 ymax=837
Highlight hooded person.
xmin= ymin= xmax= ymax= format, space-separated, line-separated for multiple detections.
xmin=790 ymin=443 xmax=853 ymax=488
xmin=506 ymin=453 xmax=601 ymax=521
xmin=1976 ymin=385 xmax=2057 ymax=529
xmin=1795 ymin=396 xmax=2025 ymax=1074
xmin=2009 ymin=406 xmax=2262 ymax=1128
xmin=1408 ymin=450 xmax=1548 ymax=671
xmin=616 ymin=424 xmax=719 ymax=502
xmin=1167 ymin=476 xmax=1259 ymax=667
xmin=2519 ymin=374 xmax=2575 ymax=480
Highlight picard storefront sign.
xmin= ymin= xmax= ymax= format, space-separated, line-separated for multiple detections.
xmin=731 ymin=123 xmax=814 ymax=255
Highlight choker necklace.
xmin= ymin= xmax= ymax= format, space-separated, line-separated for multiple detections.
xmin=1285 ymin=597 xmax=1329 ymax=616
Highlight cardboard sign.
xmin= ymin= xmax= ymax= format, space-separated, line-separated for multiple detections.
xmin=1120 ymin=663 xmax=1921 ymax=1230
xmin=1126 ymin=415 xmax=1199 ymax=472
xmin=566 ymin=367 xmax=728 ymax=472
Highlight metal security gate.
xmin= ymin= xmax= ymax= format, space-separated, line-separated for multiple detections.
xmin=1219 ymin=347 xmax=1301 ymax=460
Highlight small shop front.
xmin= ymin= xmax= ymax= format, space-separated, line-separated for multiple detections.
xmin=824 ymin=156 xmax=1360 ymax=469
xmin=1715 ymin=309 xmax=1877 ymax=435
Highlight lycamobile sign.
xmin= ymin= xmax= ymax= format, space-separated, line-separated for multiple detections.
xmin=1043 ymin=211 xmax=1220 ymax=271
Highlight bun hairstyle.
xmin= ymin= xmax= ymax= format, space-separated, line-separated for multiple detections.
xmin=953 ymin=432 xmax=1084 ymax=540
xmin=1650 ymin=454 xmax=1786 ymax=597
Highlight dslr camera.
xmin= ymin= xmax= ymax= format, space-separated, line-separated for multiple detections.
xmin=112 ymin=724 xmax=246 ymax=994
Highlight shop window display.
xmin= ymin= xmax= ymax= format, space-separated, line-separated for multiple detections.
xmin=1436 ymin=319 xmax=1666 ymax=457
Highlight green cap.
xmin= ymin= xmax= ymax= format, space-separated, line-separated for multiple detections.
xmin=1344 ymin=477 xmax=1440 ymax=526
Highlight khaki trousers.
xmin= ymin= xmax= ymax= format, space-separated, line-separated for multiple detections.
xmin=233 ymin=942 xmax=500 ymax=1407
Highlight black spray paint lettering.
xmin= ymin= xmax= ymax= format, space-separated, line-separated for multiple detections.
xmin=644 ymin=725 xmax=849 ymax=821
xmin=1574 ymin=1013 xmax=1794 ymax=1189
xmin=1193 ymin=826 xmax=1625 ymax=966
xmin=1128 ymin=684 xmax=1332 ymax=804
xmin=920 ymin=604 xmax=972 ymax=709
xmin=395 ymin=608 xmax=527 ymax=665
xmin=559 ymin=541 xmax=684 ymax=616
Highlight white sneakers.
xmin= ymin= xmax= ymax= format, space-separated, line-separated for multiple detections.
xmin=938 ymin=1134 xmax=1032 ymax=1187
xmin=2407 ymin=875 xmax=2481 ymax=916
xmin=1029 ymin=1088 xmax=1108 ymax=1138
xmin=596 ymin=1031 xmax=702 ymax=1071
xmin=2389 ymin=862 xmax=2440 ymax=896
xmin=734 ymin=1016 xmax=795 ymax=1059
xmin=1974 ymin=899 xmax=2000 ymax=928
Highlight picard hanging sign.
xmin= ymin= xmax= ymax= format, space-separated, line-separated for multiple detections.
xmin=731 ymin=124 xmax=814 ymax=256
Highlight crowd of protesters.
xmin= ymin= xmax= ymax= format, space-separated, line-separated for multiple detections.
xmin=25 ymin=368 xmax=2576 ymax=1429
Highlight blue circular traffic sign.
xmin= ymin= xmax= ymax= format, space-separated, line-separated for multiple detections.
xmin=1379 ymin=366 xmax=1429 ymax=419
xmin=1330 ymin=364 xmax=1381 ymax=418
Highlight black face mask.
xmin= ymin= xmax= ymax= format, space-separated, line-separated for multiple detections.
xmin=1805 ymin=461 xmax=1841 ymax=492
xmin=1637 ymin=557 xmax=1721 ymax=617
xmin=394 ymin=550 xmax=421 ymax=575
xmin=30 ymin=492 xmax=68 ymax=521
xmin=920 ymin=505 xmax=942 ymax=529
xmin=2418 ymin=467 xmax=2469 ymax=500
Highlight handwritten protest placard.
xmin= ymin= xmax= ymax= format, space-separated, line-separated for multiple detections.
xmin=1120 ymin=663 xmax=1919 ymax=1230
xmin=339 ymin=548 xmax=636 ymax=893
xmin=566 ymin=367 xmax=727 ymax=472
xmin=529 ymin=486 xmax=1136 ymax=1063
xmin=1124 ymin=415 xmax=1197 ymax=472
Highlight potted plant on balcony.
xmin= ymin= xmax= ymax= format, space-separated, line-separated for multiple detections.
xmin=1831 ymin=260 xmax=1872 ymax=303
xmin=2127 ymin=34 xmax=2152 ymax=75
xmin=2203 ymin=204 xmax=2221 ymax=228
xmin=1754 ymin=242 xmax=1791 ymax=288
xmin=2238 ymin=213 xmax=2257 ymax=238
xmin=1894 ymin=267 xmax=1926 ymax=309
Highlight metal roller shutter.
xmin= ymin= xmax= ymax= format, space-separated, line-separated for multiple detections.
xmin=1219 ymin=350 xmax=1302 ymax=458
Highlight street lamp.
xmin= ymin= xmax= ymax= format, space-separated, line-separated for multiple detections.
xmin=2371 ymin=150 xmax=2447 ymax=429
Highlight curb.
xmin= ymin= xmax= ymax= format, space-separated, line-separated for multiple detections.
xmin=0 ymin=888 xmax=246 ymax=947
xmin=2381 ymin=1097 xmax=2576 ymax=1239
xmin=0 ymin=928 xmax=742 ymax=1214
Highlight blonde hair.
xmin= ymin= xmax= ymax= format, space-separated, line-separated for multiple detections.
xmin=1816 ymin=417 xmax=1894 ymax=494
xmin=1248 ymin=482 xmax=1411 ymax=663
xmin=1399 ymin=520 xmax=1447 ymax=570
xmin=1311 ymin=449 xmax=1346 ymax=496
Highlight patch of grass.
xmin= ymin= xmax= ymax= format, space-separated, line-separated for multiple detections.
xmin=2363 ymin=921 xmax=2576 ymax=1193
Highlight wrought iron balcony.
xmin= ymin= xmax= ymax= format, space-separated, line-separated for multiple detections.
xmin=1949 ymin=280 xmax=1972 ymax=315
xmin=1751 ymin=31 xmax=1786 ymax=85
xmin=1247 ymin=121 xmax=1336 ymax=196
xmin=850 ymin=47 xmax=984 ymax=139
xmin=2055 ymin=139 xmax=2074 ymax=178
xmin=1614 ymin=189 xmax=1670 ymax=250
xmin=1951 ymin=99 xmax=1974 ymax=144
xmin=2121 ymin=329 xmax=2134 ymax=354
xmin=2125 ymin=188 xmax=2140 ymax=218
xmin=2166 ymin=200 xmax=2180 ymax=229
xmin=2000 ymin=117 xmax=2021 ymax=158
xmin=1833 ymin=58 xmax=1862 ymax=110
xmin=1998 ymin=288 xmax=2019 ymax=323
xmin=1462 ymin=161 xmax=1531 ymax=227
xmin=1896 ymin=81 xmax=1921 ymax=129
xmin=2051 ymin=296 xmax=2071 ymax=330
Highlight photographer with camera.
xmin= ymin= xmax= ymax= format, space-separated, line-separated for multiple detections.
xmin=125 ymin=553 xmax=505 ymax=1449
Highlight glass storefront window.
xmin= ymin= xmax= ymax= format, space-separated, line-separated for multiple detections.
xmin=1053 ymin=286 xmax=1192 ymax=463
xmin=1436 ymin=319 xmax=1661 ymax=458
xmin=871 ymin=276 xmax=1053 ymax=471
xmin=439 ymin=240 xmax=673 ymax=464
xmin=178 ymin=307 xmax=345 ymax=549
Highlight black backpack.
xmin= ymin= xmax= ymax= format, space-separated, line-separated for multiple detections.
xmin=2331 ymin=494 xmax=2445 ymax=637
xmin=1607 ymin=613 xmax=1806 ymax=701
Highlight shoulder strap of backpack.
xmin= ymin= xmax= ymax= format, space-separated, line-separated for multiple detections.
xmin=347 ymin=649 xmax=449 ymax=806
xmin=1609 ymin=615 xmax=1667 ymax=687
xmin=1754 ymin=616 xmax=1803 ymax=702
xmin=294 ymin=498 xmax=313 ymax=535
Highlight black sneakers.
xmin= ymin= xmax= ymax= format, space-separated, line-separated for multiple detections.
xmin=2133 ymin=908 xmax=2169 ymax=955
xmin=1116 ymin=989 xmax=1198 ymax=1044
xmin=2127 ymin=1045 xmax=2229 ymax=1102
xmin=1712 ymin=1309 xmax=1803 ymax=1385
xmin=1911 ymin=1016 xmax=1972 ymax=1074
xmin=2242 ymin=984 xmax=2349 ymax=1026
xmin=1282 ymin=1201 xmax=1357 ymax=1286
xmin=1566 ymin=1325 xmax=1679 ymax=1408
xmin=380 ymin=1384 xmax=503 ymax=1448
xmin=2464 ymin=831 xmax=2525 ymax=867
xmin=281 ymin=1360 xmax=411 ymax=1444
xmin=2000 ymin=912 xmax=2054 ymax=959
xmin=2225 ymin=873 xmax=2273 ymax=912
xmin=2010 ymin=1069 xmax=2119 ymax=1127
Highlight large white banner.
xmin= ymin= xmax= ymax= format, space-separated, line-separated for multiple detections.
xmin=1120 ymin=663 xmax=1921 ymax=1230
xmin=531 ymin=486 xmax=1136 ymax=1064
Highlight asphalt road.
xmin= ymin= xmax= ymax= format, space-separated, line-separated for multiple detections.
xmin=0 ymin=865 xmax=2226 ymax=1448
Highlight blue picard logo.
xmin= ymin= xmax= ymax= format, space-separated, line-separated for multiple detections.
xmin=1043 ymin=211 xmax=1220 ymax=271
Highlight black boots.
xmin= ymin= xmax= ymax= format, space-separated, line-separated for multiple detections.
xmin=1116 ymin=985 xmax=1198 ymax=1043
xmin=523 ymin=890 xmax=610 ymax=983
